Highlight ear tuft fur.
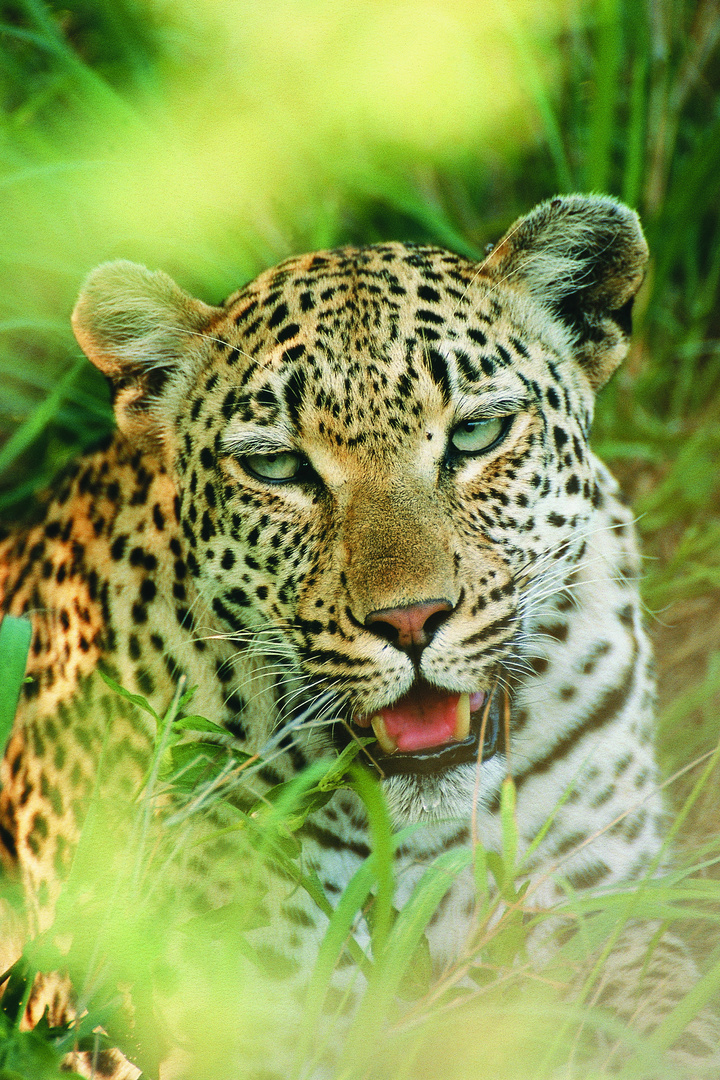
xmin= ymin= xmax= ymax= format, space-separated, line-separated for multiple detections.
xmin=72 ymin=260 xmax=218 ymax=376
xmin=481 ymin=195 xmax=648 ymax=389
xmin=72 ymin=261 xmax=221 ymax=442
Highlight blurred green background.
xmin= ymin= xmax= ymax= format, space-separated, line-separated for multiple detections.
xmin=1 ymin=0 xmax=720 ymax=837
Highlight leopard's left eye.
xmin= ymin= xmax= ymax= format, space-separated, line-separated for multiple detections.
xmin=242 ymin=451 xmax=304 ymax=482
xmin=450 ymin=416 xmax=510 ymax=455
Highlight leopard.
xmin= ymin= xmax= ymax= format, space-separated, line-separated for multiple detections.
xmin=0 ymin=194 xmax=718 ymax=1079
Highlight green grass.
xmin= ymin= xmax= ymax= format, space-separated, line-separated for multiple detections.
xmin=3 ymin=682 xmax=719 ymax=1079
xmin=2 ymin=0 xmax=720 ymax=1077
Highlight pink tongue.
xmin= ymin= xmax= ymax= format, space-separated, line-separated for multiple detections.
xmin=381 ymin=685 xmax=461 ymax=752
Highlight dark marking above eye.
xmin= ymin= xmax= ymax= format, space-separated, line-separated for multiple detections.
xmin=275 ymin=375 xmax=306 ymax=430
xmin=426 ymin=348 xmax=452 ymax=405
xmin=221 ymin=390 xmax=237 ymax=420
xmin=453 ymin=349 xmax=480 ymax=383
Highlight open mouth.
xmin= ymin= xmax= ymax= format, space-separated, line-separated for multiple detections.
xmin=346 ymin=680 xmax=506 ymax=777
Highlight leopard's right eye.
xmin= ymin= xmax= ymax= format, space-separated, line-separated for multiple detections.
xmin=449 ymin=415 xmax=512 ymax=456
xmin=242 ymin=451 xmax=304 ymax=482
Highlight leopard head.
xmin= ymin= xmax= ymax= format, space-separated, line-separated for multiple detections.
xmin=72 ymin=195 xmax=648 ymax=822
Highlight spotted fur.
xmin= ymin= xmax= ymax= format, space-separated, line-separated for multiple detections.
xmin=0 ymin=195 xmax=717 ymax=1076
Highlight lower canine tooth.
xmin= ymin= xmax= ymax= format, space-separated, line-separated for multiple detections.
xmin=371 ymin=714 xmax=398 ymax=754
xmin=454 ymin=693 xmax=471 ymax=741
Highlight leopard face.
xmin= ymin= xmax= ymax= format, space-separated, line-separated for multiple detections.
xmin=169 ymin=251 xmax=600 ymax=810
xmin=63 ymin=195 xmax=648 ymax=823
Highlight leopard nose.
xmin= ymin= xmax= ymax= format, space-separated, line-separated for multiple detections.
xmin=365 ymin=599 xmax=453 ymax=653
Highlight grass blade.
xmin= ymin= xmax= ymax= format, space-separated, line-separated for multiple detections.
xmin=0 ymin=615 xmax=32 ymax=754
xmin=584 ymin=0 xmax=622 ymax=192
xmin=0 ymin=357 xmax=85 ymax=475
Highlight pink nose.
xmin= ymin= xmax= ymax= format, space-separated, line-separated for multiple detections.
xmin=365 ymin=599 xmax=453 ymax=653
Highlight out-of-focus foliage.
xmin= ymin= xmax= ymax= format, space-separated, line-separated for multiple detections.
xmin=4 ymin=679 xmax=720 ymax=1079
xmin=1 ymin=0 xmax=565 ymax=308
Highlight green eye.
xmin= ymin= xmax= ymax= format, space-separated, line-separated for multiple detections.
xmin=450 ymin=416 xmax=508 ymax=455
xmin=242 ymin=451 xmax=303 ymax=481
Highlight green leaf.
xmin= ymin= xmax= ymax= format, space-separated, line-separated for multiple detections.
xmin=396 ymin=928 xmax=432 ymax=1001
xmin=317 ymin=738 xmax=375 ymax=792
xmin=0 ymin=616 xmax=32 ymax=756
xmin=185 ymin=898 xmax=273 ymax=936
xmin=297 ymin=852 xmax=379 ymax=1070
xmin=176 ymin=684 xmax=198 ymax=711
xmin=348 ymin=764 xmax=394 ymax=958
xmin=97 ymin=671 xmax=160 ymax=723
xmin=257 ymin=740 xmax=375 ymax=834
xmin=171 ymin=715 xmax=228 ymax=735
xmin=167 ymin=742 xmax=227 ymax=791
xmin=486 ymin=850 xmax=507 ymax=893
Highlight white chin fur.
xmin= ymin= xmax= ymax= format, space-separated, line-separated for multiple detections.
xmin=382 ymin=756 xmax=507 ymax=826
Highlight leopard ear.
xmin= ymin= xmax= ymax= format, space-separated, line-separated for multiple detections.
xmin=480 ymin=195 xmax=648 ymax=390
xmin=72 ymin=261 xmax=222 ymax=441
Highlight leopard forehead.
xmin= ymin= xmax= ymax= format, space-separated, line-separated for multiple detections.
xmin=181 ymin=241 xmax=588 ymax=459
